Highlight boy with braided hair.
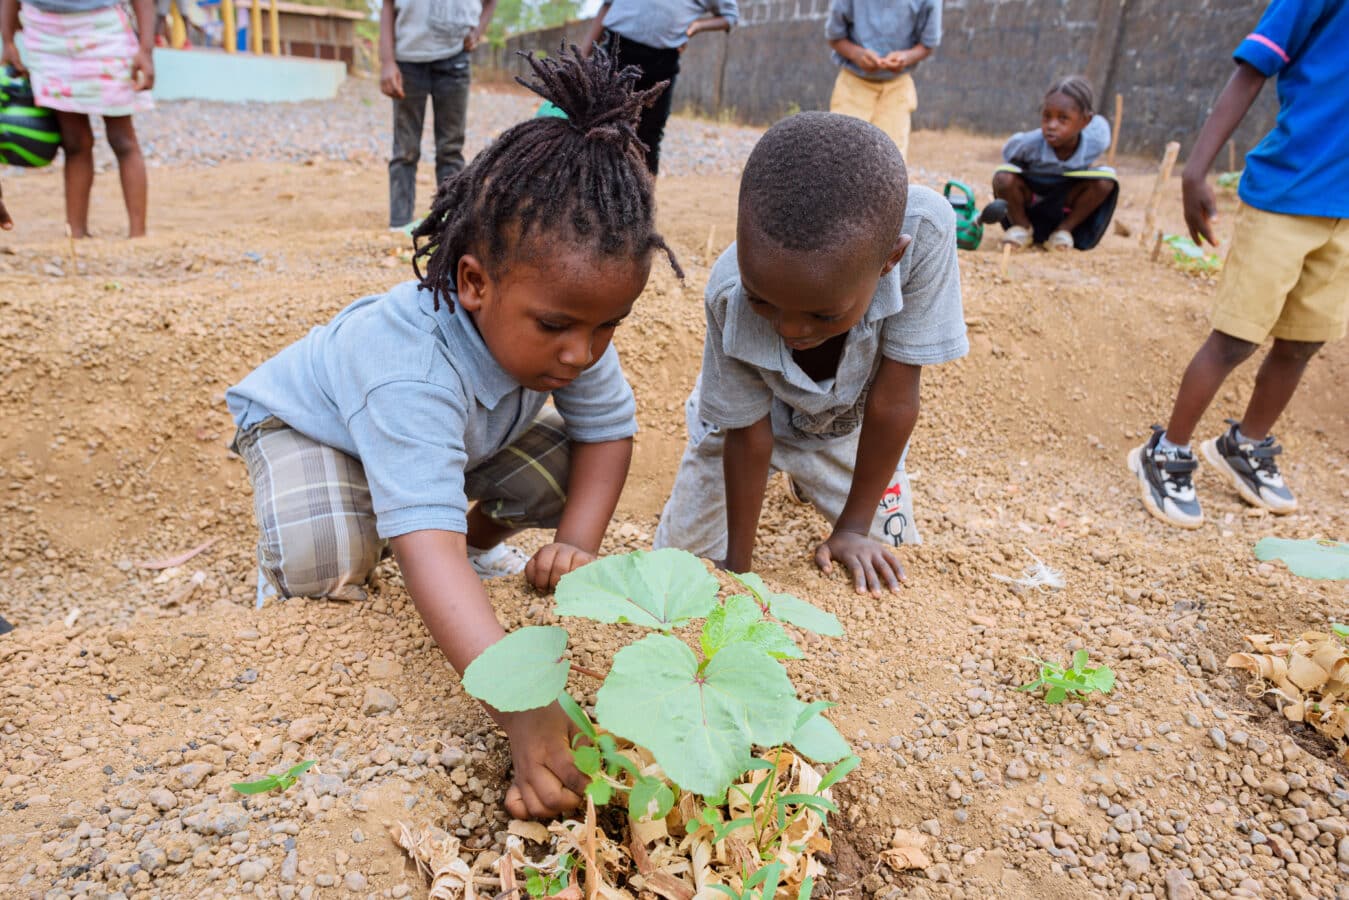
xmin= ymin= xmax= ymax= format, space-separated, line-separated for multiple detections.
xmin=226 ymin=47 xmax=680 ymax=819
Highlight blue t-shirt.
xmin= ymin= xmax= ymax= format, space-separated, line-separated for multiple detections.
xmin=1233 ymin=0 xmax=1349 ymax=218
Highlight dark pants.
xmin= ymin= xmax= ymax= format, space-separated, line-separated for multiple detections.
xmin=389 ymin=53 xmax=471 ymax=227
xmin=604 ymin=31 xmax=679 ymax=175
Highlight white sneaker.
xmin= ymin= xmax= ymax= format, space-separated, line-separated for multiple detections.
xmin=467 ymin=543 xmax=530 ymax=579
xmin=1002 ymin=225 xmax=1032 ymax=249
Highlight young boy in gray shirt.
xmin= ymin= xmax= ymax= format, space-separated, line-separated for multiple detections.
xmin=655 ymin=112 xmax=967 ymax=593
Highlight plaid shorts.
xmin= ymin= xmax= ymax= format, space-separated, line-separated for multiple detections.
xmin=234 ymin=411 xmax=570 ymax=601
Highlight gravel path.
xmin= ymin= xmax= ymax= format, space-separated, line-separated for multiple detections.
xmin=81 ymin=77 xmax=766 ymax=177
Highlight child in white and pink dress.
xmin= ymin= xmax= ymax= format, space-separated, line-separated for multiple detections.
xmin=1 ymin=0 xmax=155 ymax=237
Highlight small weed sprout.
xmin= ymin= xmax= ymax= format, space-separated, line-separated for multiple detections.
xmin=524 ymin=853 xmax=575 ymax=898
xmin=231 ymin=760 xmax=316 ymax=796
xmin=1018 ymin=651 xmax=1115 ymax=704
xmin=1163 ymin=235 xmax=1222 ymax=275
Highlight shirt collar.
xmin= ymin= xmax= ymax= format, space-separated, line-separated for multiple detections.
xmin=423 ymin=284 xmax=520 ymax=410
xmin=721 ymin=265 xmax=905 ymax=372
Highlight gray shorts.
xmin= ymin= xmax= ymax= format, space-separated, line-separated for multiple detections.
xmin=235 ymin=411 xmax=569 ymax=602
xmin=653 ymin=393 xmax=919 ymax=560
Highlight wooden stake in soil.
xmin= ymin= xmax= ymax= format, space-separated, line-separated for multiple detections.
xmin=65 ymin=223 xmax=77 ymax=274
xmin=1150 ymin=231 xmax=1166 ymax=263
xmin=1000 ymin=242 xmax=1011 ymax=279
xmin=705 ymin=225 xmax=715 ymax=261
xmin=1108 ymin=93 xmax=1123 ymax=169
xmin=1140 ymin=141 xmax=1181 ymax=248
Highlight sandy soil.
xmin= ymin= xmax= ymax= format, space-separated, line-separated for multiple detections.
xmin=1 ymin=94 xmax=1347 ymax=900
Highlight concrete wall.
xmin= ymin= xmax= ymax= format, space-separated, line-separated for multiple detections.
xmin=152 ymin=49 xmax=346 ymax=103
xmin=476 ymin=0 xmax=1278 ymax=158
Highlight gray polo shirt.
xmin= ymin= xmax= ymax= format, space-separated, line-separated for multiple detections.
xmin=226 ymin=281 xmax=638 ymax=538
xmin=696 ymin=184 xmax=967 ymax=440
xmin=603 ymin=0 xmax=739 ymax=50
xmin=393 ymin=0 xmax=481 ymax=63
xmin=1002 ymin=114 xmax=1112 ymax=177
xmin=825 ymin=0 xmax=942 ymax=82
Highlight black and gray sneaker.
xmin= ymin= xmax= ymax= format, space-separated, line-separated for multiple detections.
xmin=1127 ymin=426 xmax=1204 ymax=529
xmin=1201 ymin=420 xmax=1298 ymax=514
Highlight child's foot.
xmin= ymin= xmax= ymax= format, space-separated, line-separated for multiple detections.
xmin=467 ymin=542 xmax=530 ymax=578
xmin=1127 ymin=426 xmax=1203 ymax=529
xmin=1046 ymin=229 xmax=1074 ymax=251
xmin=1002 ymin=225 xmax=1032 ymax=249
xmin=1201 ymin=421 xmax=1298 ymax=514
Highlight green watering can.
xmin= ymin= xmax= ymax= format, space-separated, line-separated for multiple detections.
xmin=945 ymin=180 xmax=983 ymax=251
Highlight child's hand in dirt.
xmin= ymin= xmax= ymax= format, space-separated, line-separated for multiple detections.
xmin=380 ymin=61 xmax=405 ymax=99
xmin=1181 ymin=173 xmax=1219 ymax=247
xmin=525 ymin=542 xmax=595 ymax=591
xmin=814 ymin=530 xmax=905 ymax=595
xmin=501 ymin=703 xmax=588 ymax=819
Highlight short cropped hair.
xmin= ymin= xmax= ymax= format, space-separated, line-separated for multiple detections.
xmin=738 ymin=111 xmax=908 ymax=262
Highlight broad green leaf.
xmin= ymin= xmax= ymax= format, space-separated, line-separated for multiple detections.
xmin=817 ymin=755 xmax=859 ymax=791
xmin=728 ymin=572 xmax=843 ymax=637
xmin=702 ymin=594 xmax=802 ymax=659
xmin=462 ymin=626 xmax=571 ymax=712
xmin=573 ymin=746 xmax=601 ymax=776
xmin=1254 ymin=538 xmax=1349 ymax=580
xmin=1088 ymin=667 xmax=1116 ymax=694
xmin=586 ymin=780 xmax=612 ymax=805
xmin=628 ymin=777 xmax=675 ymax=823
xmin=1045 ymin=686 xmax=1067 ymax=704
xmin=594 ymin=635 xmax=798 ymax=796
xmin=1071 ymin=650 xmax=1089 ymax=672
xmin=556 ymin=549 xmax=720 ymax=630
xmin=789 ymin=704 xmax=852 ymax=763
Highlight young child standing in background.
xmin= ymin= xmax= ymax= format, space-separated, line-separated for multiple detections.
xmin=824 ymin=0 xmax=941 ymax=158
xmin=1128 ymin=0 xmax=1347 ymax=528
xmin=581 ymin=0 xmax=737 ymax=175
xmin=994 ymin=76 xmax=1118 ymax=251
xmin=379 ymin=0 xmax=497 ymax=229
xmin=227 ymin=50 xmax=680 ymax=818
xmin=656 ymin=112 xmax=966 ymax=594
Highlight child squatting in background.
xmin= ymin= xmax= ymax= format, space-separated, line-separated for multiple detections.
xmin=1 ymin=0 xmax=155 ymax=237
xmin=1128 ymin=0 xmax=1348 ymax=528
xmin=225 ymin=48 xmax=680 ymax=819
xmin=655 ymin=112 xmax=967 ymax=593
xmin=994 ymin=76 xmax=1118 ymax=251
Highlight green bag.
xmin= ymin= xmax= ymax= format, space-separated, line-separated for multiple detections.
xmin=0 ymin=66 xmax=60 ymax=168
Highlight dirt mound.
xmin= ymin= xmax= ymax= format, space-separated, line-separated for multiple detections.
xmin=1 ymin=115 xmax=1347 ymax=900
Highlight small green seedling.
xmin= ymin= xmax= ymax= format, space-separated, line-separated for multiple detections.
xmin=1018 ymin=651 xmax=1115 ymax=705
xmin=231 ymin=760 xmax=316 ymax=795
xmin=524 ymin=853 xmax=575 ymax=898
xmin=1216 ymin=170 xmax=1242 ymax=191
xmin=1332 ymin=623 xmax=1349 ymax=641
xmin=1163 ymin=235 xmax=1222 ymax=274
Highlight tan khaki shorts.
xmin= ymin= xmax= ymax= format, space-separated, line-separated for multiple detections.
xmin=828 ymin=68 xmax=917 ymax=157
xmin=1211 ymin=204 xmax=1349 ymax=344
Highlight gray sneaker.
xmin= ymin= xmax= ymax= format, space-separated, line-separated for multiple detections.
xmin=1201 ymin=420 xmax=1297 ymax=514
xmin=1128 ymin=427 xmax=1204 ymax=529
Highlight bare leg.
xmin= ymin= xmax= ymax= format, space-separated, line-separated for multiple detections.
xmin=1238 ymin=339 xmax=1323 ymax=440
xmin=1164 ymin=331 xmax=1259 ymax=445
xmin=1056 ymin=179 xmax=1115 ymax=234
xmin=466 ymin=503 xmax=518 ymax=550
xmin=992 ymin=170 xmax=1033 ymax=229
xmin=55 ymin=111 xmax=95 ymax=238
xmin=103 ymin=116 xmax=148 ymax=237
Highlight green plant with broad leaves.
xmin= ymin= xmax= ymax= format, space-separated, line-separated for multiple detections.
xmin=1017 ymin=651 xmax=1116 ymax=705
xmin=1254 ymin=537 xmax=1349 ymax=580
xmin=462 ymin=550 xmax=856 ymax=897
xmin=230 ymin=760 xmax=315 ymax=795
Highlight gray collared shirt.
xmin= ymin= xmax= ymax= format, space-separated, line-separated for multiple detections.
xmin=393 ymin=0 xmax=482 ymax=63
xmin=226 ymin=281 xmax=638 ymax=538
xmin=696 ymin=184 xmax=967 ymax=439
xmin=825 ymin=0 xmax=942 ymax=82
xmin=1003 ymin=114 xmax=1112 ymax=176
xmin=602 ymin=0 xmax=739 ymax=50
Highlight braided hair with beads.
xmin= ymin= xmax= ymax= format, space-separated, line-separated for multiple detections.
xmin=412 ymin=44 xmax=683 ymax=309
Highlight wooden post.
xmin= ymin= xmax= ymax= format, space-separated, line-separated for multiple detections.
xmin=250 ymin=0 xmax=262 ymax=53
xmin=268 ymin=0 xmax=280 ymax=56
xmin=1107 ymin=93 xmax=1123 ymax=169
xmin=1140 ymin=141 xmax=1181 ymax=248
xmin=222 ymin=0 xmax=236 ymax=53
xmin=1000 ymin=243 xmax=1011 ymax=279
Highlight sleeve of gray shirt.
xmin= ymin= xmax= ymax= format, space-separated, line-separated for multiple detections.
xmin=347 ymin=380 xmax=473 ymax=539
xmin=708 ymin=0 xmax=739 ymax=27
xmin=551 ymin=343 xmax=640 ymax=443
xmin=696 ymin=270 xmax=776 ymax=430
xmin=881 ymin=187 xmax=969 ymax=366
xmin=1002 ymin=128 xmax=1044 ymax=166
xmin=1079 ymin=114 xmax=1111 ymax=165
xmin=824 ymin=0 xmax=852 ymax=42
xmin=918 ymin=0 xmax=942 ymax=46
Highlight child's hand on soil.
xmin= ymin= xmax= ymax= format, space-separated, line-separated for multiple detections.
xmin=1181 ymin=174 xmax=1219 ymax=247
xmin=525 ymin=542 xmax=595 ymax=591
xmin=501 ymin=703 xmax=588 ymax=819
xmin=814 ymin=530 xmax=905 ymax=595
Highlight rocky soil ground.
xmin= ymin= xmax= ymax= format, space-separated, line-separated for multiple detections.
xmin=1 ymin=81 xmax=1347 ymax=900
